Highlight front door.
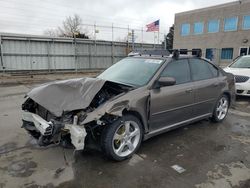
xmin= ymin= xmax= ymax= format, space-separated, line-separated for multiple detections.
xmin=149 ymin=59 xmax=195 ymax=131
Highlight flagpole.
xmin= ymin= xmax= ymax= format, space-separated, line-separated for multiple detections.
xmin=154 ymin=32 xmax=155 ymax=49
xmin=158 ymin=19 xmax=160 ymax=45
xmin=158 ymin=31 xmax=159 ymax=44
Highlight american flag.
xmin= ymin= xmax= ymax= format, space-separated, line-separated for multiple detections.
xmin=146 ymin=20 xmax=160 ymax=32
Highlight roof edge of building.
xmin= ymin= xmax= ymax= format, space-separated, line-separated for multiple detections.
xmin=175 ymin=0 xmax=249 ymax=16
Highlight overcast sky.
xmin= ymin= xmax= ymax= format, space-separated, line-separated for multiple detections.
xmin=0 ymin=0 xmax=235 ymax=43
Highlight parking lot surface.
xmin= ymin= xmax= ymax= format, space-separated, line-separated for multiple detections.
xmin=0 ymin=75 xmax=250 ymax=188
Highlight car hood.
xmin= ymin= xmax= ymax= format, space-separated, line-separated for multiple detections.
xmin=224 ymin=67 xmax=250 ymax=77
xmin=27 ymin=77 xmax=106 ymax=117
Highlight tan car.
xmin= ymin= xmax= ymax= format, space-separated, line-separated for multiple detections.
xmin=22 ymin=50 xmax=235 ymax=161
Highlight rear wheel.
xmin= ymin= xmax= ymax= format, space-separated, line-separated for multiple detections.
xmin=212 ymin=95 xmax=229 ymax=122
xmin=101 ymin=114 xmax=143 ymax=161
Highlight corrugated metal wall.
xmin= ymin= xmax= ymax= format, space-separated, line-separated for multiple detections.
xmin=0 ymin=33 xmax=163 ymax=72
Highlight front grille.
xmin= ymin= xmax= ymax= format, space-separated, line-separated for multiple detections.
xmin=234 ymin=75 xmax=249 ymax=83
xmin=237 ymin=90 xmax=244 ymax=94
xmin=247 ymin=91 xmax=250 ymax=94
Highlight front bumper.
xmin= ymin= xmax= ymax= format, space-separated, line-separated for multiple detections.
xmin=22 ymin=111 xmax=87 ymax=150
xmin=235 ymin=83 xmax=250 ymax=96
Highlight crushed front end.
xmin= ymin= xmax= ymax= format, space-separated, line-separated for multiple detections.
xmin=22 ymin=98 xmax=87 ymax=150
xmin=21 ymin=78 xmax=132 ymax=151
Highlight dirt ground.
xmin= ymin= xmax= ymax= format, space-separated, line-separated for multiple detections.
xmin=0 ymin=74 xmax=250 ymax=188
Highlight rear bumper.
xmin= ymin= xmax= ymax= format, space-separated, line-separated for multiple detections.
xmin=22 ymin=111 xmax=87 ymax=150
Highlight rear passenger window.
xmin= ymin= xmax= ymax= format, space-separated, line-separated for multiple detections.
xmin=207 ymin=63 xmax=219 ymax=77
xmin=161 ymin=59 xmax=191 ymax=84
xmin=189 ymin=59 xmax=214 ymax=81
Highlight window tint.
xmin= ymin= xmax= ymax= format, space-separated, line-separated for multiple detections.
xmin=189 ymin=59 xmax=214 ymax=81
xmin=161 ymin=59 xmax=191 ymax=85
xmin=208 ymin=19 xmax=219 ymax=33
xmin=243 ymin=15 xmax=250 ymax=30
xmin=221 ymin=48 xmax=234 ymax=59
xmin=194 ymin=22 xmax=204 ymax=34
xmin=181 ymin=23 xmax=190 ymax=36
xmin=224 ymin=17 xmax=238 ymax=31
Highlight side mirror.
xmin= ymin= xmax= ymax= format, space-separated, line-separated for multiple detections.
xmin=156 ymin=77 xmax=176 ymax=88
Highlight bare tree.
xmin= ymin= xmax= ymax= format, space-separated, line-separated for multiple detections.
xmin=43 ymin=14 xmax=89 ymax=38
xmin=58 ymin=14 xmax=82 ymax=37
xmin=43 ymin=29 xmax=58 ymax=37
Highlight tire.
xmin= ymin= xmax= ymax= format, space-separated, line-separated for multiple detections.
xmin=101 ymin=114 xmax=143 ymax=161
xmin=211 ymin=94 xmax=229 ymax=122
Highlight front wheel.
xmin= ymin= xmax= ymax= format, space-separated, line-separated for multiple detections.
xmin=211 ymin=95 xmax=229 ymax=122
xmin=101 ymin=114 xmax=143 ymax=161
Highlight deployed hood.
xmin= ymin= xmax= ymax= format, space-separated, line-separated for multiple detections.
xmin=224 ymin=67 xmax=250 ymax=77
xmin=27 ymin=77 xmax=106 ymax=116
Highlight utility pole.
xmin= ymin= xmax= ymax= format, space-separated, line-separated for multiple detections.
xmin=73 ymin=32 xmax=77 ymax=74
xmin=112 ymin=23 xmax=114 ymax=42
xmin=0 ymin=35 xmax=4 ymax=73
xmin=141 ymin=27 xmax=143 ymax=50
xmin=132 ymin=29 xmax=135 ymax=51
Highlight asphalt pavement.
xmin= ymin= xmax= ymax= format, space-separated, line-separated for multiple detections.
xmin=0 ymin=77 xmax=249 ymax=188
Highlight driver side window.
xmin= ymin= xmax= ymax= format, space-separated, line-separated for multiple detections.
xmin=161 ymin=59 xmax=191 ymax=85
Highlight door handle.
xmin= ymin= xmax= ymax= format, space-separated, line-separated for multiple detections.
xmin=213 ymin=83 xmax=219 ymax=87
xmin=185 ymin=88 xmax=193 ymax=93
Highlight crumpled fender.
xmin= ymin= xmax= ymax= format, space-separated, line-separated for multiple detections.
xmin=81 ymin=87 xmax=150 ymax=133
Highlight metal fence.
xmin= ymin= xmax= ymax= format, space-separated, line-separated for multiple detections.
xmin=0 ymin=33 xmax=163 ymax=72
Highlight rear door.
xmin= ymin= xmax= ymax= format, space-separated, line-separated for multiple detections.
xmin=189 ymin=58 xmax=222 ymax=116
xmin=149 ymin=59 xmax=195 ymax=131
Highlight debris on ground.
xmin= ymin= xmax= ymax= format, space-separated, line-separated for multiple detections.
xmin=171 ymin=165 xmax=186 ymax=174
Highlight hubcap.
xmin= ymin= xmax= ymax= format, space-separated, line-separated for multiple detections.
xmin=216 ymin=97 xmax=228 ymax=120
xmin=112 ymin=121 xmax=140 ymax=157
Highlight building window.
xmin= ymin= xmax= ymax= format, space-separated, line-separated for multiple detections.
xmin=243 ymin=15 xmax=250 ymax=30
xmin=181 ymin=23 xmax=190 ymax=36
xmin=208 ymin=20 xmax=219 ymax=33
xmin=221 ymin=48 xmax=234 ymax=59
xmin=206 ymin=48 xmax=214 ymax=60
xmin=194 ymin=22 xmax=204 ymax=34
xmin=224 ymin=17 xmax=238 ymax=31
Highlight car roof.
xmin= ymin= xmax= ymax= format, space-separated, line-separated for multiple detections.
xmin=128 ymin=49 xmax=203 ymax=60
xmin=130 ymin=54 xmax=202 ymax=60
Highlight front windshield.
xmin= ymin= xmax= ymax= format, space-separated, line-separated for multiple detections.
xmin=230 ymin=56 xmax=250 ymax=68
xmin=98 ymin=57 xmax=164 ymax=87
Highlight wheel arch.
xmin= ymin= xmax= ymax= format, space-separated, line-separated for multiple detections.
xmin=122 ymin=109 xmax=147 ymax=134
xmin=222 ymin=91 xmax=231 ymax=106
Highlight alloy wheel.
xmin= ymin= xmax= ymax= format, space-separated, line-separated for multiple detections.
xmin=112 ymin=121 xmax=141 ymax=157
xmin=216 ymin=97 xmax=229 ymax=120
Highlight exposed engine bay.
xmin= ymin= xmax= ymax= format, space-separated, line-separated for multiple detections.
xmin=22 ymin=78 xmax=132 ymax=150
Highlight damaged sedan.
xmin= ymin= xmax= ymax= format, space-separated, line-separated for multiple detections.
xmin=22 ymin=50 xmax=235 ymax=161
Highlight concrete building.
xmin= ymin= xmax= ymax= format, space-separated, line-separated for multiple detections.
xmin=173 ymin=0 xmax=250 ymax=66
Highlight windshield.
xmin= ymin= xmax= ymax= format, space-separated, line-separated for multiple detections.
xmin=98 ymin=57 xmax=164 ymax=87
xmin=230 ymin=56 xmax=250 ymax=68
